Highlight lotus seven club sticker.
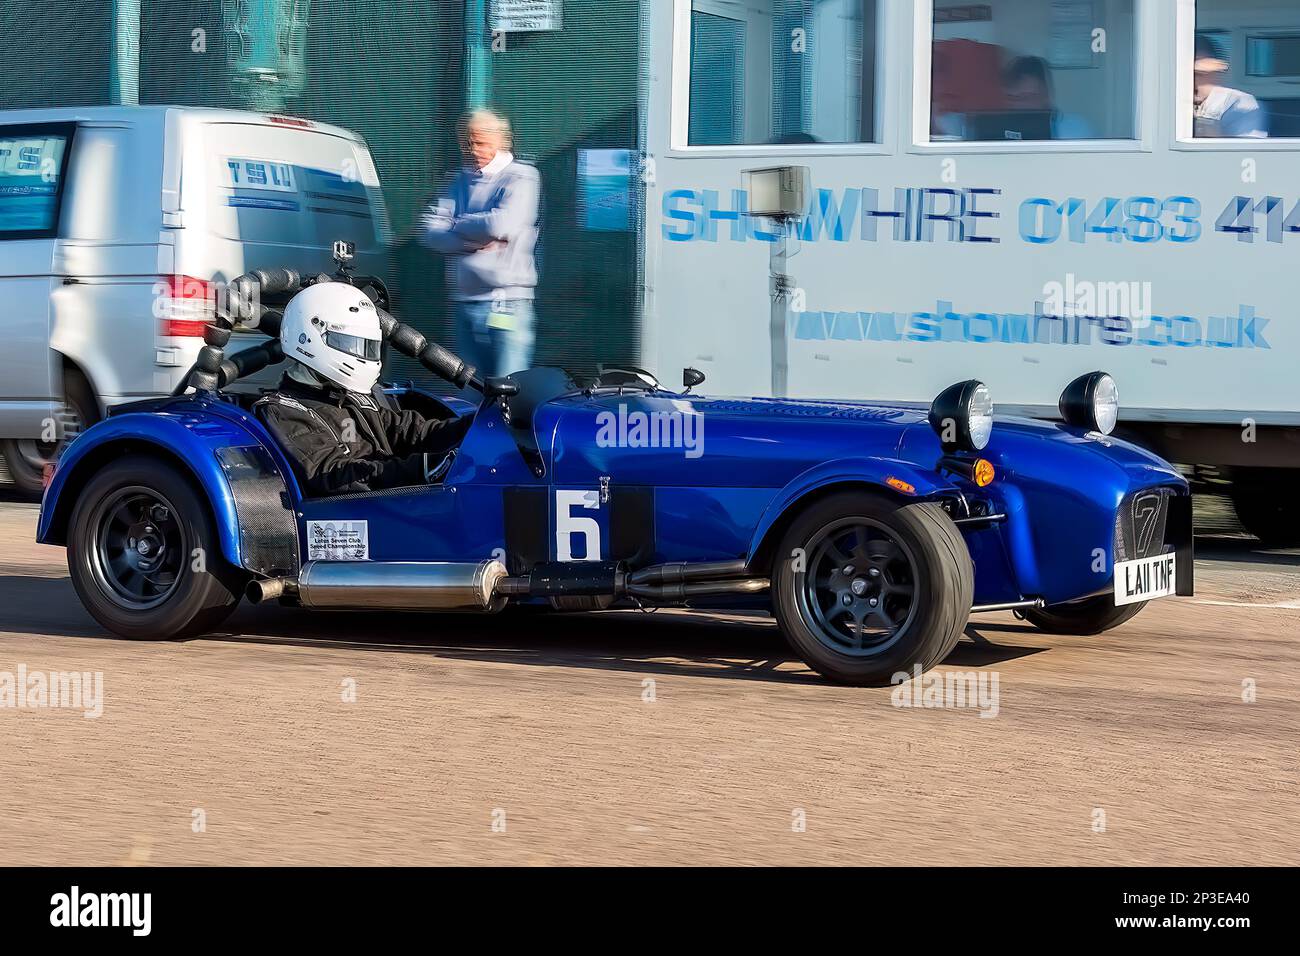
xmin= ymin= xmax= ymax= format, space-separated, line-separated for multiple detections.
xmin=307 ymin=520 xmax=370 ymax=561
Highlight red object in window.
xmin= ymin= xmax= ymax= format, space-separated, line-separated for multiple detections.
xmin=931 ymin=38 xmax=1007 ymax=124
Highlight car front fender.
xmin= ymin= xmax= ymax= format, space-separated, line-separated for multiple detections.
xmin=746 ymin=457 xmax=958 ymax=570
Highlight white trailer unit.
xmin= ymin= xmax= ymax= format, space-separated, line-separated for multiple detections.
xmin=642 ymin=0 xmax=1300 ymax=541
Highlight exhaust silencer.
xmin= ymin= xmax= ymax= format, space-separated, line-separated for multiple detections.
xmin=295 ymin=560 xmax=508 ymax=611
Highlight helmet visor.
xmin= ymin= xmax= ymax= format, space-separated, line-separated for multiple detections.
xmin=325 ymin=331 xmax=382 ymax=362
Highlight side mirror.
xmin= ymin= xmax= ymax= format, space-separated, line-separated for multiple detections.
xmin=683 ymin=367 xmax=706 ymax=392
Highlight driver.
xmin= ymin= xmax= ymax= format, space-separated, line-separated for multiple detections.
xmin=255 ymin=282 xmax=471 ymax=496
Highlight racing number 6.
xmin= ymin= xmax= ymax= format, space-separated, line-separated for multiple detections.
xmin=555 ymin=490 xmax=602 ymax=562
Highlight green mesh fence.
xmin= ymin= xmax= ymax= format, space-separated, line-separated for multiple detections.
xmin=485 ymin=0 xmax=643 ymax=377
xmin=0 ymin=0 xmax=643 ymax=386
xmin=0 ymin=1 xmax=113 ymax=107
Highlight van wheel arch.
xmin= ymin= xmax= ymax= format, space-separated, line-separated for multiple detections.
xmin=0 ymin=360 xmax=100 ymax=495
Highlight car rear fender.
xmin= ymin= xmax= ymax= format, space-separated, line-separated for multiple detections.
xmin=746 ymin=458 xmax=957 ymax=573
xmin=37 ymin=411 xmax=299 ymax=577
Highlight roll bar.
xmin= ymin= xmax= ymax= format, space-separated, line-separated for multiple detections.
xmin=172 ymin=262 xmax=494 ymax=398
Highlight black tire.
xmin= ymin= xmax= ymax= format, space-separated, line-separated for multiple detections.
xmin=1 ymin=366 xmax=98 ymax=495
xmin=1230 ymin=468 xmax=1300 ymax=547
xmin=771 ymin=491 xmax=973 ymax=686
xmin=67 ymin=455 xmax=244 ymax=640
xmin=1023 ymin=594 xmax=1145 ymax=635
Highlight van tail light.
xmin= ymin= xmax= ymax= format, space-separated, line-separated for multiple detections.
xmin=269 ymin=115 xmax=313 ymax=128
xmin=157 ymin=275 xmax=216 ymax=336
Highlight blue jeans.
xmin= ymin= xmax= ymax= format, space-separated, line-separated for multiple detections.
xmin=454 ymin=299 xmax=536 ymax=380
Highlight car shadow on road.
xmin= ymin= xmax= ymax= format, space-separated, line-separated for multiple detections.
xmin=208 ymin=604 xmax=830 ymax=685
xmin=1 ymin=573 xmax=1050 ymax=686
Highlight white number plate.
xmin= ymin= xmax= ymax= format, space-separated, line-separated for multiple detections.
xmin=1114 ymin=553 xmax=1177 ymax=606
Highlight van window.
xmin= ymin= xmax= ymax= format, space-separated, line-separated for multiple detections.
xmin=687 ymin=0 xmax=880 ymax=146
xmin=205 ymin=123 xmax=389 ymax=251
xmin=930 ymin=0 xmax=1137 ymax=142
xmin=0 ymin=126 xmax=71 ymax=238
xmin=1194 ymin=0 xmax=1300 ymax=138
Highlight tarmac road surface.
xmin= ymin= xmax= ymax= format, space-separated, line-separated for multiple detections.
xmin=0 ymin=498 xmax=1296 ymax=866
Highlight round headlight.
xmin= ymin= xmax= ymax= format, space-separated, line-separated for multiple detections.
xmin=929 ymin=380 xmax=993 ymax=452
xmin=1059 ymin=371 xmax=1119 ymax=435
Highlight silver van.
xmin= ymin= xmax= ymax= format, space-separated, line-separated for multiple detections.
xmin=0 ymin=105 xmax=392 ymax=492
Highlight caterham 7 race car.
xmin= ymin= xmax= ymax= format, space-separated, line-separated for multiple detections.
xmin=36 ymin=249 xmax=1193 ymax=685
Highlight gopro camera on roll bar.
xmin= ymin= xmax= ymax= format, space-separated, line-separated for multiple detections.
xmin=332 ymin=239 xmax=357 ymax=280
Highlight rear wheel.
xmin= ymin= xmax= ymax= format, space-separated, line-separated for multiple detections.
xmin=771 ymin=491 xmax=973 ymax=686
xmin=1 ymin=367 xmax=97 ymax=495
xmin=1023 ymin=594 xmax=1145 ymax=635
xmin=67 ymin=456 xmax=244 ymax=640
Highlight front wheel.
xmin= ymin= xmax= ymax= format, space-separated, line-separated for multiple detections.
xmin=771 ymin=491 xmax=973 ymax=686
xmin=1022 ymin=594 xmax=1145 ymax=635
xmin=67 ymin=456 xmax=244 ymax=640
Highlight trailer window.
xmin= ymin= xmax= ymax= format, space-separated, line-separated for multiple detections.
xmin=1193 ymin=0 xmax=1300 ymax=138
xmin=0 ymin=128 xmax=70 ymax=239
xmin=687 ymin=0 xmax=879 ymax=146
xmin=930 ymin=0 xmax=1136 ymax=142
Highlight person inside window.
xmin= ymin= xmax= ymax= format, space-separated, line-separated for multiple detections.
xmin=1002 ymin=56 xmax=1094 ymax=140
xmin=1194 ymin=35 xmax=1268 ymax=138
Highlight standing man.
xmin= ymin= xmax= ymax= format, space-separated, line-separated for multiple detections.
xmin=421 ymin=109 xmax=541 ymax=378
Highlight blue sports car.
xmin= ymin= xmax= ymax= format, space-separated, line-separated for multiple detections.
xmin=36 ymin=258 xmax=1193 ymax=686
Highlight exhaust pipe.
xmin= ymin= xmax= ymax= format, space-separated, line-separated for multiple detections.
xmin=247 ymin=576 xmax=297 ymax=604
xmin=494 ymin=557 xmax=767 ymax=606
xmin=299 ymin=560 xmax=508 ymax=611
xmin=627 ymin=577 xmax=768 ymax=601
xmin=627 ymin=559 xmax=748 ymax=586
xmin=248 ymin=560 xmax=508 ymax=611
xmin=247 ymin=557 xmax=765 ymax=612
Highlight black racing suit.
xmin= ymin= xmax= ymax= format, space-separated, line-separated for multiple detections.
xmin=255 ymin=374 xmax=471 ymax=496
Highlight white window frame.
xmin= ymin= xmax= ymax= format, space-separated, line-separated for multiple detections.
xmin=1172 ymin=0 xmax=1300 ymax=151
xmin=668 ymin=0 xmax=896 ymax=157
xmin=909 ymin=0 xmax=1154 ymax=155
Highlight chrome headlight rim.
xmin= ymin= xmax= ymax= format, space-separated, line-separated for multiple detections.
xmin=1060 ymin=371 xmax=1119 ymax=436
xmin=928 ymin=379 xmax=993 ymax=452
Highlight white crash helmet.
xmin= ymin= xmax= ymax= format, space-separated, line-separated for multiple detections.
xmin=279 ymin=281 xmax=383 ymax=393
